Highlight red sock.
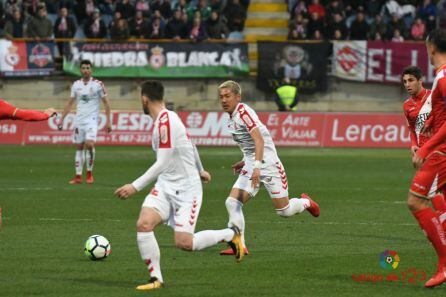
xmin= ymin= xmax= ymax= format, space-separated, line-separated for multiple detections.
xmin=413 ymin=208 xmax=446 ymax=266
xmin=432 ymin=194 xmax=446 ymax=212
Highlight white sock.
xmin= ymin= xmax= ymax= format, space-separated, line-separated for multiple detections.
xmin=137 ymin=232 xmax=163 ymax=283
xmin=85 ymin=148 xmax=95 ymax=172
xmin=225 ymin=197 xmax=246 ymax=247
xmin=75 ymin=150 xmax=84 ymax=175
xmin=276 ymin=198 xmax=310 ymax=217
xmin=192 ymin=229 xmax=234 ymax=251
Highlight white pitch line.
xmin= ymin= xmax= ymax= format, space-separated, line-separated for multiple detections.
xmin=38 ymin=217 xmax=123 ymax=222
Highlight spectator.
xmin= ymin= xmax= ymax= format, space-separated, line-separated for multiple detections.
xmin=99 ymin=0 xmax=116 ymax=17
xmin=411 ymin=17 xmax=426 ymax=40
xmin=135 ymin=0 xmax=150 ymax=17
xmin=84 ymin=8 xmax=107 ymax=38
xmin=165 ymin=10 xmax=187 ymax=39
xmin=366 ymin=0 xmax=382 ymax=18
xmin=373 ymin=31 xmax=383 ymax=40
xmin=381 ymin=0 xmax=402 ymax=21
xmin=391 ymin=28 xmax=404 ymax=41
xmin=417 ymin=0 xmax=436 ymax=31
xmin=292 ymin=0 xmax=307 ymax=18
xmin=307 ymin=0 xmax=325 ymax=20
xmin=349 ymin=11 xmax=368 ymax=40
xmin=325 ymin=0 xmax=344 ymax=22
xmin=224 ymin=0 xmax=246 ymax=32
xmin=110 ymin=18 xmax=130 ymax=39
xmin=74 ymin=0 xmax=98 ymax=24
xmin=54 ymin=7 xmax=76 ymax=58
xmin=206 ymin=11 xmax=228 ymax=39
xmin=288 ymin=12 xmax=307 ymax=40
xmin=333 ymin=29 xmax=343 ymax=40
xmin=27 ymin=5 xmax=53 ymax=39
xmin=109 ymin=11 xmax=122 ymax=31
xmin=312 ymin=29 xmax=323 ymax=40
xmin=129 ymin=11 xmax=148 ymax=38
xmin=147 ymin=17 xmax=165 ymax=39
xmin=210 ymin=0 xmax=224 ymax=13
xmin=173 ymin=0 xmax=188 ymax=16
xmin=387 ymin=13 xmax=407 ymax=40
xmin=189 ymin=16 xmax=208 ymax=41
xmin=151 ymin=0 xmax=172 ymax=20
xmin=327 ymin=13 xmax=347 ymax=40
xmin=115 ymin=0 xmax=135 ymax=20
xmin=197 ymin=0 xmax=212 ymax=21
xmin=369 ymin=14 xmax=387 ymax=40
xmin=306 ymin=12 xmax=324 ymax=38
xmin=4 ymin=9 xmax=26 ymax=38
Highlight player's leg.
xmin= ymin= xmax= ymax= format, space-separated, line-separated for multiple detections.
xmin=70 ymin=126 xmax=85 ymax=184
xmin=136 ymin=188 xmax=170 ymax=291
xmin=408 ymin=154 xmax=446 ymax=288
xmin=264 ymin=161 xmax=320 ymax=217
xmin=84 ymin=123 xmax=98 ymax=184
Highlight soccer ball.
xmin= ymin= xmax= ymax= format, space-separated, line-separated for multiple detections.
xmin=84 ymin=235 xmax=111 ymax=260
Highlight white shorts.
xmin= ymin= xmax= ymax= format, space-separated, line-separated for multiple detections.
xmin=73 ymin=121 xmax=98 ymax=144
xmin=142 ymin=182 xmax=203 ymax=234
xmin=233 ymin=160 xmax=289 ymax=199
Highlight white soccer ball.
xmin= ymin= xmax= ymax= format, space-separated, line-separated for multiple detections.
xmin=84 ymin=235 xmax=111 ymax=260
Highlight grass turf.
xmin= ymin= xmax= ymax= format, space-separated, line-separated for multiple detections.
xmin=0 ymin=145 xmax=444 ymax=296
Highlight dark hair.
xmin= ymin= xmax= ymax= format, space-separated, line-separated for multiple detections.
xmin=80 ymin=59 xmax=92 ymax=67
xmin=402 ymin=66 xmax=423 ymax=80
xmin=426 ymin=29 xmax=446 ymax=53
xmin=141 ymin=80 xmax=164 ymax=101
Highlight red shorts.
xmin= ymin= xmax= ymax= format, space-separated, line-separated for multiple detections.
xmin=410 ymin=153 xmax=446 ymax=199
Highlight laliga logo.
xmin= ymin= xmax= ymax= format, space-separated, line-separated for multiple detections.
xmin=379 ymin=250 xmax=400 ymax=270
xmin=149 ymin=46 xmax=165 ymax=69
xmin=336 ymin=46 xmax=358 ymax=73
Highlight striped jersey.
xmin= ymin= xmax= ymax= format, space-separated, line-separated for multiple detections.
xmin=403 ymin=88 xmax=431 ymax=147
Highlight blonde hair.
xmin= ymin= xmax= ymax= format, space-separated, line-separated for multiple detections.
xmin=218 ymin=80 xmax=242 ymax=96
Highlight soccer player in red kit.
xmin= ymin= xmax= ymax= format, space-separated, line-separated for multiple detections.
xmin=409 ymin=29 xmax=446 ymax=288
xmin=0 ymin=99 xmax=56 ymax=121
xmin=402 ymin=66 xmax=446 ymax=218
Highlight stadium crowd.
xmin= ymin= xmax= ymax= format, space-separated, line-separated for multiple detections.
xmin=288 ymin=0 xmax=446 ymax=41
xmin=0 ymin=0 xmax=249 ymax=41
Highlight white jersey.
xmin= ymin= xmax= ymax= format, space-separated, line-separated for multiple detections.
xmin=227 ymin=103 xmax=279 ymax=164
xmin=70 ymin=77 xmax=107 ymax=124
xmin=152 ymin=109 xmax=200 ymax=190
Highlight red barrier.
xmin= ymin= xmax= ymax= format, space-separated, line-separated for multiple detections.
xmin=0 ymin=111 xmax=411 ymax=148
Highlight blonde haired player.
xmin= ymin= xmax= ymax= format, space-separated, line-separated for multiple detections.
xmin=57 ymin=59 xmax=112 ymax=184
xmin=115 ymin=80 xmax=243 ymax=291
xmin=218 ymin=80 xmax=320 ymax=256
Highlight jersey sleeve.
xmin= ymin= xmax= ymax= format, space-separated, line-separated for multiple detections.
xmin=0 ymin=99 xmax=17 ymax=120
xmin=97 ymin=81 xmax=107 ymax=98
xmin=403 ymin=103 xmax=417 ymax=147
xmin=158 ymin=111 xmax=172 ymax=149
xmin=237 ymin=104 xmax=257 ymax=132
xmin=70 ymin=82 xmax=76 ymax=98
xmin=0 ymin=99 xmax=49 ymax=121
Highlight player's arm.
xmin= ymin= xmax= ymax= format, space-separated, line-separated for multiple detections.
xmin=101 ymin=96 xmax=112 ymax=133
xmin=115 ymin=148 xmax=175 ymax=199
xmin=250 ymin=127 xmax=264 ymax=188
xmin=0 ymin=99 xmax=55 ymax=121
xmin=192 ymin=143 xmax=211 ymax=183
xmin=403 ymin=110 xmax=419 ymax=155
xmin=57 ymin=97 xmax=76 ymax=129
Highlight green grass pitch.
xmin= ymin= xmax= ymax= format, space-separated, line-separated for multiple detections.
xmin=0 ymin=145 xmax=445 ymax=296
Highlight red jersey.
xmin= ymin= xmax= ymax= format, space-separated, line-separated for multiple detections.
xmin=403 ymin=88 xmax=431 ymax=147
xmin=417 ymin=65 xmax=446 ymax=159
xmin=0 ymin=99 xmax=50 ymax=121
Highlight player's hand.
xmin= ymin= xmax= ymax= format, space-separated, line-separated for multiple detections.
xmin=200 ymin=171 xmax=212 ymax=183
xmin=115 ymin=184 xmax=137 ymax=199
xmin=106 ymin=123 xmax=112 ymax=134
xmin=412 ymin=152 xmax=424 ymax=169
xmin=56 ymin=119 xmax=63 ymax=130
xmin=44 ymin=108 xmax=57 ymax=117
xmin=231 ymin=160 xmax=245 ymax=175
xmin=410 ymin=145 xmax=419 ymax=156
xmin=250 ymin=168 xmax=260 ymax=189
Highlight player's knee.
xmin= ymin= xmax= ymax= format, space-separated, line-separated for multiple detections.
xmin=85 ymin=142 xmax=94 ymax=150
xmin=225 ymin=197 xmax=242 ymax=212
xmin=175 ymin=235 xmax=193 ymax=251
xmin=136 ymin=218 xmax=156 ymax=232
xmin=276 ymin=205 xmax=292 ymax=217
xmin=407 ymin=193 xmax=428 ymax=212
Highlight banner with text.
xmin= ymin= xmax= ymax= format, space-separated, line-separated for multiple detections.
xmin=0 ymin=39 xmax=55 ymax=77
xmin=333 ymin=41 xmax=435 ymax=84
xmin=257 ymin=41 xmax=331 ymax=93
xmin=63 ymin=42 xmax=249 ymax=78
xmin=0 ymin=111 xmax=411 ymax=148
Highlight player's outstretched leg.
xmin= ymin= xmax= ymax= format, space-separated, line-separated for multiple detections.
xmin=275 ymin=193 xmax=320 ymax=218
xmin=192 ymin=227 xmax=244 ymax=262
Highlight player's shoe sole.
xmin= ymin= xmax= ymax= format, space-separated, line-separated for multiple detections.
xmin=136 ymin=277 xmax=163 ymax=291
xmin=220 ymin=247 xmax=249 ymax=255
xmin=227 ymin=226 xmax=245 ymax=262
xmin=69 ymin=175 xmax=82 ymax=184
xmin=425 ymin=266 xmax=446 ymax=288
xmin=301 ymin=193 xmax=320 ymax=217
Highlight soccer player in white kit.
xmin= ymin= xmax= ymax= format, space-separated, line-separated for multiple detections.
xmin=57 ymin=59 xmax=112 ymax=184
xmin=218 ymin=81 xmax=320 ymax=256
xmin=115 ymin=80 xmax=244 ymax=291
